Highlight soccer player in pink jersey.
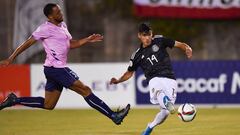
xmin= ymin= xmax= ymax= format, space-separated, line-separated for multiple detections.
xmin=0 ymin=3 xmax=130 ymax=125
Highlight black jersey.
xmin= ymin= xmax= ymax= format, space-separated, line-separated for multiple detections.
xmin=128 ymin=36 xmax=176 ymax=81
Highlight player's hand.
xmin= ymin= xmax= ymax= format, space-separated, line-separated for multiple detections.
xmin=110 ymin=77 xmax=119 ymax=85
xmin=185 ymin=46 xmax=192 ymax=59
xmin=87 ymin=34 xmax=103 ymax=43
xmin=0 ymin=58 xmax=12 ymax=67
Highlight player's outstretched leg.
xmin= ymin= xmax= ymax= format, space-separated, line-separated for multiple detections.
xmin=71 ymin=80 xmax=131 ymax=125
xmin=0 ymin=93 xmax=45 ymax=110
xmin=84 ymin=92 xmax=130 ymax=125
xmin=141 ymin=126 xmax=153 ymax=135
xmin=142 ymin=109 xmax=169 ymax=135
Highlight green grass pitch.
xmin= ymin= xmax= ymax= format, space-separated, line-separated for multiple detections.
xmin=0 ymin=108 xmax=240 ymax=135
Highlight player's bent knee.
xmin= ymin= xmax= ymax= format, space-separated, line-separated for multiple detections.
xmin=78 ymin=85 xmax=92 ymax=96
xmin=80 ymin=86 xmax=92 ymax=97
xmin=44 ymin=104 xmax=56 ymax=110
xmin=84 ymin=86 xmax=92 ymax=93
xmin=44 ymin=106 xmax=55 ymax=110
xmin=70 ymin=81 xmax=92 ymax=97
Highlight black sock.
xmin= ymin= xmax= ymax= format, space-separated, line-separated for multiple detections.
xmin=84 ymin=93 xmax=114 ymax=119
xmin=16 ymin=97 xmax=44 ymax=108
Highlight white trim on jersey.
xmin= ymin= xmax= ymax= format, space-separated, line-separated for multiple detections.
xmin=131 ymin=48 xmax=140 ymax=59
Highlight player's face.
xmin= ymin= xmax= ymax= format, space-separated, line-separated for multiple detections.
xmin=138 ymin=31 xmax=153 ymax=47
xmin=50 ymin=5 xmax=63 ymax=23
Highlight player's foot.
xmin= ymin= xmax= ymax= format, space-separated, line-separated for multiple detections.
xmin=141 ymin=126 xmax=153 ymax=135
xmin=111 ymin=104 xmax=131 ymax=125
xmin=165 ymin=101 xmax=175 ymax=114
xmin=0 ymin=93 xmax=18 ymax=110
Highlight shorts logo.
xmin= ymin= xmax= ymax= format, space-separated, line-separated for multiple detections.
xmin=152 ymin=88 xmax=155 ymax=93
xmin=129 ymin=61 xmax=133 ymax=67
xmin=152 ymin=45 xmax=159 ymax=52
xmin=70 ymin=71 xmax=78 ymax=79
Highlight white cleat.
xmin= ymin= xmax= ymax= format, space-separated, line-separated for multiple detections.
xmin=166 ymin=101 xmax=175 ymax=114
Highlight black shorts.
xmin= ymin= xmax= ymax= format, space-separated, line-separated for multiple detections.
xmin=44 ymin=66 xmax=79 ymax=91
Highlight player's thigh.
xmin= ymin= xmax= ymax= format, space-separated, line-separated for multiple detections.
xmin=44 ymin=90 xmax=62 ymax=109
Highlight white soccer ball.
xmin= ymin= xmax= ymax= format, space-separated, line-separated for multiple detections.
xmin=177 ymin=103 xmax=197 ymax=122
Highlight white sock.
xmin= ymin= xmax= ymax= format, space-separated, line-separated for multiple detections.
xmin=148 ymin=109 xmax=170 ymax=128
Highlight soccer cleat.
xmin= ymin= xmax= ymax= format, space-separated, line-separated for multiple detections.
xmin=165 ymin=101 xmax=175 ymax=114
xmin=0 ymin=93 xmax=18 ymax=110
xmin=141 ymin=126 xmax=153 ymax=135
xmin=111 ymin=104 xmax=131 ymax=125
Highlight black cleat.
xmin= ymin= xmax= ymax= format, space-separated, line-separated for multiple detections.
xmin=0 ymin=93 xmax=18 ymax=110
xmin=111 ymin=104 xmax=131 ymax=125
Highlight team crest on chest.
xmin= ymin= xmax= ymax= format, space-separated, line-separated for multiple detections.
xmin=152 ymin=44 xmax=159 ymax=52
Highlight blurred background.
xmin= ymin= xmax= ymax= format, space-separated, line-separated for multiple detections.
xmin=1 ymin=0 xmax=240 ymax=63
xmin=1 ymin=1 xmax=240 ymax=135
xmin=0 ymin=0 xmax=240 ymax=108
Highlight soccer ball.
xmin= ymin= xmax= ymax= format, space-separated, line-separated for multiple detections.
xmin=177 ymin=103 xmax=197 ymax=122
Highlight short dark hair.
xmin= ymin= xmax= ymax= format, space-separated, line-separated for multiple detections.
xmin=43 ymin=3 xmax=57 ymax=17
xmin=138 ymin=22 xmax=152 ymax=33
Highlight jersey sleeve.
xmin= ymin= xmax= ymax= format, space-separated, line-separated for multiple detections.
xmin=127 ymin=49 xmax=140 ymax=71
xmin=32 ymin=24 xmax=50 ymax=40
xmin=155 ymin=36 xmax=175 ymax=49
xmin=162 ymin=37 xmax=175 ymax=48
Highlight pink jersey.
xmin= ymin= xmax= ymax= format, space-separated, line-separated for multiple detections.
xmin=32 ymin=21 xmax=72 ymax=68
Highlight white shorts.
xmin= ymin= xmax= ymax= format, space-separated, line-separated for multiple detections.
xmin=148 ymin=77 xmax=177 ymax=106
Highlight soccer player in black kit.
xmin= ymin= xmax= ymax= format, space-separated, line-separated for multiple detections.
xmin=110 ymin=22 xmax=192 ymax=135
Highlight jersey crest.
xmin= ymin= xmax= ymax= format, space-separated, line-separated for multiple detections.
xmin=129 ymin=60 xmax=133 ymax=67
xmin=152 ymin=44 xmax=159 ymax=52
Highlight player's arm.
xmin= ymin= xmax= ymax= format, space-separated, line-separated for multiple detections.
xmin=110 ymin=71 xmax=134 ymax=84
xmin=174 ymin=41 xmax=192 ymax=59
xmin=0 ymin=37 xmax=37 ymax=67
xmin=110 ymin=48 xmax=139 ymax=84
xmin=70 ymin=34 xmax=103 ymax=49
